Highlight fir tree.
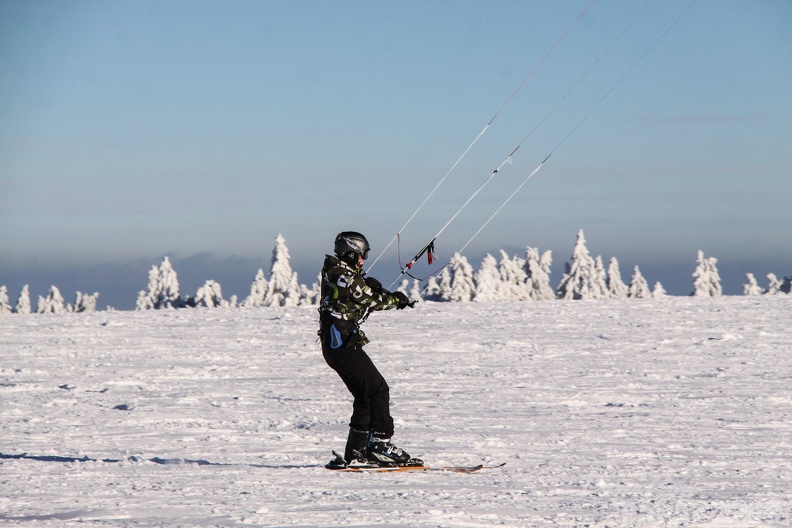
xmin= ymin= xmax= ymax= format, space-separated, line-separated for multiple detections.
xmin=448 ymin=253 xmax=475 ymax=302
xmin=37 ymin=286 xmax=67 ymax=314
xmin=474 ymin=253 xmax=503 ymax=301
xmin=0 ymin=286 xmax=11 ymax=314
xmin=299 ymin=274 xmax=321 ymax=306
xmin=525 ymin=247 xmax=554 ymax=300
xmin=556 ymin=229 xmax=604 ymax=300
xmin=435 ymin=267 xmax=453 ymax=302
xmin=192 ymin=280 xmax=227 ymax=308
xmin=652 ymin=282 xmax=667 ymax=298
xmin=408 ymin=279 xmax=422 ymax=301
xmin=499 ymin=250 xmax=529 ymax=301
xmin=743 ymin=273 xmax=762 ymax=296
xmin=628 ymin=266 xmax=651 ymax=299
xmin=606 ymin=257 xmax=629 ymax=299
xmin=691 ymin=250 xmax=722 ymax=297
xmin=136 ymin=257 xmax=184 ymax=309
xmin=423 ymin=273 xmax=444 ymax=302
xmin=593 ymin=256 xmax=610 ymax=299
xmin=765 ymin=273 xmax=783 ymax=295
xmin=268 ymin=234 xmax=300 ymax=307
xmin=73 ymin=292 xmax=99 ymax=312
xmin=15 ymin=285 xmax=31 ymax=315
xmin=395 ymin=279 xmax=410 ymax=296
xmin=242 ymin=269 xmax=270 ymax=307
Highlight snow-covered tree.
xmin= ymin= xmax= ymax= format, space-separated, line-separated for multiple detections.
xmin=191 ymin=280 xmax=228 ymax=308
xmin=448 ymin=253 xmax=475 ymax=302
xmin=242 ymin=268 xmax=270 ymax=307
xmin=0 ymin=286 xmax=11 ymax=314
xmin=425 ymin=267 xmax=452 ymax=302
xmin=73 ymin=292 xmax=99 ymax=312
xmin=606 ymin=257 xmax=629 ymax=299
xmin=15 ymin=285 xmax=31 ymax=315
xmin=37 ymin=285 xmax=67 ymax=314
xmin=691 ymin=250 xmax=722 ymax=297
xmin=408 ymin=279 xmax=422 ymax=301
xmin=474 ymin=253 xmax=503 ymax=301
xmin=525 ymin=247 xmax=554 ymax=300
xmin=782 ymin=276 xmax=792 ymax=294
xmin=268 ymin=234 xmax=300 ymax=307
xmin=628 ymin=266 xmax=651 ymax=299
xmin=136 ymin=257 xmax=183 ymax=310
xmin=765 ymin=273 xmax=783 ymax=295
xmin=556 ymin=230 xmax=607 ymax=300
xmin=499 ymin=250 xmax=529 ymax=301
xmin=652 ymin=282 xmax=667 ymax=298
xmin=743 ymin=273 xmax=763 ymax=296
xmin=395 ymin=279 xmax=409 ymax=295
xmin=592 ymin=256 xmax=610 ymax=299
xmin=299 ymin=274 xmax=321 ymax=306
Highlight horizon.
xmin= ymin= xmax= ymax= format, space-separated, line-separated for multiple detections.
xmin=2 ymin=231 xmax=788 ymax=311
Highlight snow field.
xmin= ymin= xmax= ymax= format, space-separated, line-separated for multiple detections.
xmin=1 ymin=296 xmax=790 ymax=527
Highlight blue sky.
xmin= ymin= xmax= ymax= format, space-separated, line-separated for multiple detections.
xmin=1 ymin=0 xmax=790 ymax=308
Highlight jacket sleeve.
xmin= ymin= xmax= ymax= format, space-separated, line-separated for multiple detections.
xmin=338 ymin=272 xmax=400 ymax=312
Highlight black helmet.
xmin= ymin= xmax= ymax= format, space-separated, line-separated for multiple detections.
xmin=334 ymin=231 xmax=370 ymax=260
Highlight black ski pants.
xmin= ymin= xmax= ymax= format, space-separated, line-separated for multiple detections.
xmin=321 ymin=323 xmax=394 ymax=438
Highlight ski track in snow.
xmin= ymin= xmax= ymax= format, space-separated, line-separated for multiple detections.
xmin=1 ymin=297 xmax=790 ymax=527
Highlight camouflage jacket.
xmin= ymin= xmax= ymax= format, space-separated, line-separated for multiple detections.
xmin=318 ymin=254 xmax=401 ymax=346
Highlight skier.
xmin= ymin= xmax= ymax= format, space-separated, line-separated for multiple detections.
xmin=319 ymin=231 xmax=420 ymax=468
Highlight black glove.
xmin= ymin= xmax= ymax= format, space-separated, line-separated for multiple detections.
xmin=364 ymin=276 xmax=383 ymax=292
xmin=392 ymin=291 xmax=416 ymax=310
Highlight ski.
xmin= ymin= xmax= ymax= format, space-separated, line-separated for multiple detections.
xmin=328 ymin=462 xmax=505 ymax=473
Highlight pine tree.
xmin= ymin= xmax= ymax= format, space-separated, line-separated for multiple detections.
xmin=525 ymin=247 xmax=554 ymax=300
xmin=474 ymin=253 xmax=502 ymax=301
xmin=0 ymin=286 xmax=11 ymax=314
xmin=192 ymin=280 xmax=227 ymax=308
xmin=652 ymin=282 xmax=667 ymax=298
xmin=136 ymin=257 xmax=184 ymax=309
xmin=743 ymin=273 xmax=762 ymax=296
xmin=499 ymin=250 xmax=529 ymax=301
xmin=448 ymin=253 xmax=475 ymax=302
xmin=395 ymin=279 xmax=410 ymax=295
xmin=299 ymin=274 xmax=321 ymax=306
xmin=15 ymin=285 xmax=31 ymax=315
xmin=422 ymin=274 xmax=443 ymax=302
xmin=73 ymin=292 xmax=99 ymax=312
xmin=628 ymin=266 xmax=651 ymax=298
xmin=409 ymin=279 xmax=422 ymax=301
xmin=268 ymin=234 xmax=300 ymax=307
xmin=765 ymin=273 xmax=782 ymax=295
xmin=593 ymin=256 xmax=610 ymax=299
xmin=556 ymin=229 xmax=603 ymax=300
xmin=434 ymin=267 xmax=453 ymax=302
xmin=606 ymin=257 xmax=629 ymax=299
xmin=691 ymin=250 xmax=722 ymax=297
xmin=242 ymin=269 xmax=270 ymax=307
xmin=37 ymin=286 xmax=67 ymax=314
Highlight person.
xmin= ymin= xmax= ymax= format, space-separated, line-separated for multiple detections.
xmin=318 ymin=231 xmax=420 ymax=468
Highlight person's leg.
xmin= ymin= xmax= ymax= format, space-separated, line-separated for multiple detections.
xmin=331 ymin=346 xmax=393 ymax=437
xmin=324 ymin=343 xmax=393 ymax=462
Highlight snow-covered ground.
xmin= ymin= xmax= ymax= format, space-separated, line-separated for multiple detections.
xmin=1 ymin=296 xmax=790 ymax=527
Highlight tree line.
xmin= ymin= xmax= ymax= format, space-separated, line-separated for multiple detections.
xmin=2 ymin=230 xmax=790 ymax=314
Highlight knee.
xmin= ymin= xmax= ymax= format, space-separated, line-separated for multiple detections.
xmin=371 ymin=377 xmax=389 ymax=399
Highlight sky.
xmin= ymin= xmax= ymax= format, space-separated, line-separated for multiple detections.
xmin=1 ymin=0 xmax=790 ymax=309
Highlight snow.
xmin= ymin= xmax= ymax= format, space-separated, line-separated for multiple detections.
xmin=1 ymin=296 xmax=790 ymax=527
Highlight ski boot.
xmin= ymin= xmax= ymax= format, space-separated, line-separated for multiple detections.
xmin=326 ymin=428 xmax=377 ymax=470
xmin=366 ymin=435 xmax=423 ymax=467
